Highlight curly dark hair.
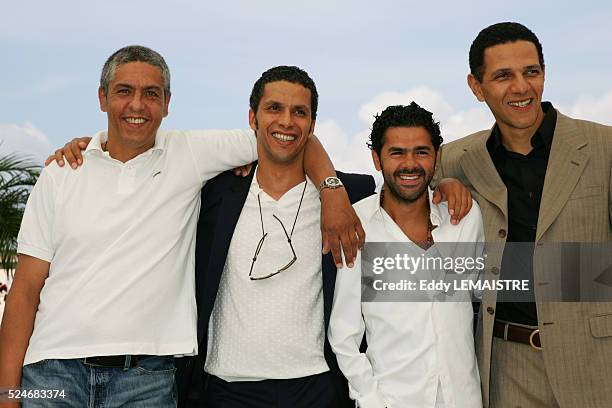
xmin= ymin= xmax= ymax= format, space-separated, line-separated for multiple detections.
xmin=367 ymin=103 xmax=442 ymax=155
xmin=469 ymin=22 xmax=544 ymax=82
xmin=249 ymin=66 xmax=318 ymax=120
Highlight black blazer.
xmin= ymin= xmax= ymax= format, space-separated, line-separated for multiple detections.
xmin=176 ymin=164 xmax=375 ymax=407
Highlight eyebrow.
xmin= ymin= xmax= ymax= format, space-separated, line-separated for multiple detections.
xmin=491 ymin=64 xmax=542 ymax=76
xmin=388 ymin=145 xmax=433 ymax=152
xmin=113 ymin=83 xmax=163 ymax=91
xmin=524 ymin=64 xmax=542 ymax=71
xmin=264 ymin=100 xmax=310 ymax=112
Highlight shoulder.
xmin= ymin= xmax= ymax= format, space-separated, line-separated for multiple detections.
xmin=201 ymin=169 xmax=242 ymax=197
xmin=556 ymin=110 xmax=612 ymax=137
xmin=337 ymin=171 xmax=376 ymax=203
xmin=37 ymin=161 xmax=74 ymax=187
xmin=440 ymin=129 xmax=490 ymax=156
xmin=352 ymin=193 xmax=379 ymax=220
xmin=434 ymin=196 xmax=483 ymax=230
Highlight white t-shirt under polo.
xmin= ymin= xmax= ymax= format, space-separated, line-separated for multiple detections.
xmin=204 ymin=169 xmax=329 ymax=381
xmin=18 ymin=129 xmax=257 ymax=365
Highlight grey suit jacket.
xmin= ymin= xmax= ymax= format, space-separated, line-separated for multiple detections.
xmin=435 ymin=110 xmax=612 ymax=408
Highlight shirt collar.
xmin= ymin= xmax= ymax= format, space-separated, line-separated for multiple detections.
xmin=363 ymin=187 xmax=443 ymax=227
xmin=249 ymin=166 xmax=312 ymax=202
xmin=487 ymin=101 xmax=556 ymax=155
xmin=85 ymin=130 xmax=166 ymax=156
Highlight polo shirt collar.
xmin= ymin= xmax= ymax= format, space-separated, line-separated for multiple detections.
xmin=85 ymin=130 xmax=166 ymax=156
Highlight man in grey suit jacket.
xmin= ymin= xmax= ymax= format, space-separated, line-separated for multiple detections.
xmin=435 ymin=22 xmax=612 ymax=407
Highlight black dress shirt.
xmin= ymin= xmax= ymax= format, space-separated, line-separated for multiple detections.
xmin=487 ymin=102 xmax=557 ymax=326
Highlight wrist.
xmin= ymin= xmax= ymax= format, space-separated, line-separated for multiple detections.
xmin=318 ymin=176 xmax=343 ymax=194
xmin=319 ymin=185 xmax=347 ymax=200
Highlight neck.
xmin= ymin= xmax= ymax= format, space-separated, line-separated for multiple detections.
xmin=381 ymin=188 xmax=430 ymax=227
xmin=256 ymin=159 xmax=306 ymax=201
xmin=497 ymin=107 xmax=545 ymax=155
xmin=105 ymin=133 xmax=155 ymax=163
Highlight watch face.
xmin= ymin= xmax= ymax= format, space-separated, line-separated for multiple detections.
xmin=326 ymin=177 xmax=341 ymax=188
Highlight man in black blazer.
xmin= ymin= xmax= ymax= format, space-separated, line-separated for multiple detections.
xmin=177 ymin=66 xmax=375 ymax=408
xmin=185 ymin=166 xmax=374 ymax=407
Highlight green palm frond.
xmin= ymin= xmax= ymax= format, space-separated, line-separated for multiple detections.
xmin=0 ymin=152 xmax=41 ymax=273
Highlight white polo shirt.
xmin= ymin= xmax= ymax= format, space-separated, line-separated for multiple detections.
xmin=329 ymin=189 xmax=484 ymax=408
xmin=18 ymin=129 xmax=257 ymax=365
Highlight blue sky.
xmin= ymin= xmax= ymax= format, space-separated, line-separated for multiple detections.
xmin=1 ymin=0 xmax=611 ymax=173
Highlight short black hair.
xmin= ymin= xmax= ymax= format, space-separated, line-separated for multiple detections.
xmin=367 ymin=102 xmax=443 ymax=155
xmin=249 ymin=66 xmax=318 ymax=120
xmin=469 ymin=22 xmax=545 ymax=82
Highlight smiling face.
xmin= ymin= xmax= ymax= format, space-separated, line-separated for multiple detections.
xmin=372 ymin=126 xmax=436 ymax=203
xmin=468 ymin=40 xmax=545 ymax=138
xmin=98 ymin=61 xmax=170 ymax=156
xmin=249 ymin=80 xmax=314 ymax=166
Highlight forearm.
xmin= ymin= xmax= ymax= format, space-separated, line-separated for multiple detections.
xmin=0 ymin=256 xmax=48 ymax=388
xmin=303 ymin=135 xmax=336 ymax=185
xmin=0 ymin=286 xmax=41 ymax=387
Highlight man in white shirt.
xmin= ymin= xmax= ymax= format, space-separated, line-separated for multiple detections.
xmin=0 ymin=47 xmax=359 ymax=408
xmin=329 ymin=103 xmax=485 ymax=408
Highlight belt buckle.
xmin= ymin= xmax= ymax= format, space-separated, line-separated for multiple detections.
xmin=529 ymin=329 xmax=542 ymax=351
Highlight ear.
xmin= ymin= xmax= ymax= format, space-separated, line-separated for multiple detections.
xmin=163 ymin=92 xmax=171 ymax=118
xmin=308 ymin=119 xmax=316 ymax=137
xmin=467 ymin=74 xmax=485 ymax=102
xmin=98 ymin=87 xmax=108 ymax=112
xmin=371 ymin=149 xmax=382 ymax=171
xmin=248 ymin=108 xmax=257 ymax=132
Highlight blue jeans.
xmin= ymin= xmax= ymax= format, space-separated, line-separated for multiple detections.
xmin=21 ymin=356 xmax=176 ymax=408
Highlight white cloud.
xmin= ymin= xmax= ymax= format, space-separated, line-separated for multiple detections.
xmin=358 ymin=86 xmax=493 ymax=143
xmin=564 ymin=90 xmax=612 ymax=125
xmin=317 ymin=120 xmax=380 ymax=180
xmin=320 ymin=86 xmax=494 ymax=178
xmin=0 ymin=123 xmax=52 ymax=164
xmin=442 ymin=108 xmax=493 ymax=142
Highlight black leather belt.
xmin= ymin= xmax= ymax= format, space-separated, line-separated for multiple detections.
xmin=83 ymin=355 xmax=148 ymax=367
xmin=493 ymin=320 xmax=542 ymax=350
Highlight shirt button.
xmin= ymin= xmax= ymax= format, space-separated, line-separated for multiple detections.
xmin=528 ymin=191 xmax=534 ymax=199
xmin=487 ymin=307 xmax=495 ymax=315
xmin=491 ymin=267 xmax=500 ymax=275
xmin=498 ymin=229 xmax=507 ymax=238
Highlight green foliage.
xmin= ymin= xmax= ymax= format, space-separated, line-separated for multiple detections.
xmin=0 ymin=152 xmax=40 ymax=274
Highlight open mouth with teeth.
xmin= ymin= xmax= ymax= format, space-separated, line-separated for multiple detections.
xmin=123 ymin=117 xmax=148 ymax=125
xmin=271 ymin=132 xmax=297 ymax=143
xmin=507 ymin=98 xmax=533 ymax=109
xmin=395 ymin=171 xmax=424 ymax=187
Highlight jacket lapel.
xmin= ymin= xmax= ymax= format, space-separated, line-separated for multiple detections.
xmin=205 ymin=164 xmax=257 ymax=308
xmin=459 ymin=131 xmax=508 ymax=218
xmin=536 ymin=113 xmax=589 ymax=241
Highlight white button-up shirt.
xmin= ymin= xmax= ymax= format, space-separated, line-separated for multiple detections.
xmin=329 ymin=189 xmax=484 ymax=408
xmin=18 ymin=129 xmax=257 ymax=365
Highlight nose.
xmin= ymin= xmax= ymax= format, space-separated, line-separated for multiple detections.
xmin=278 ymin=108 xmax=292 ymax=127
xmin=510 ymin=74 xmax=530 ymax=94
xmin=128 ymin=91 xmax=144 ymax=111
xmin=400 ymin=152 xmax=419 ymax=169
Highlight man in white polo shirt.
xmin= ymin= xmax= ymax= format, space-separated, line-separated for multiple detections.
xmin=329 ymin=103 xmax=484 ymax=408
xmin=0 ymin=46 xmax=359 ymax=408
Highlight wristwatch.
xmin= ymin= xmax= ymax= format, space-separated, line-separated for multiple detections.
xmin=318 ymin=176 xmax=344 ymax=193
